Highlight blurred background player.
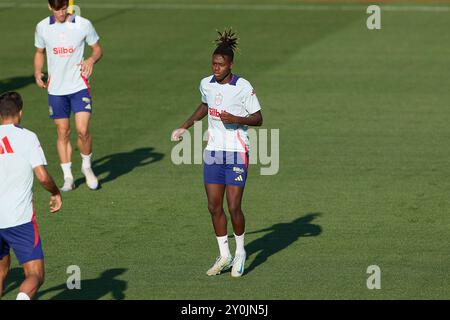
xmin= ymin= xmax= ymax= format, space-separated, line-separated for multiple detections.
xmin=172 ymin=28 xmax=263 ymax=277
xmin=0 ymin=92 xmax=62 ymax=300
xmin=34 ymin=0 xmax=103 ymax=191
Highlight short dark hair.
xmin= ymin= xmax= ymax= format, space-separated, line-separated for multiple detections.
xmin=0 ymin=92 xmax=23 ymax=118
xmin=213 ymin=28 xmax=239 ymax=62
xmin=48 ymin=0 xmax=69 ymax=10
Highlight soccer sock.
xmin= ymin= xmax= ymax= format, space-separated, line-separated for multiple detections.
xmin=61 ymin=162 xmax=73 ymax=179
xmin=81 ymin=153 xmax=92 ymax=169
xmin=16 ymin=292 xmax=30 ymax=300
xmin=216 ymin=235 xmax=231 ymax=258
xmin=234 ymin=233 xmax=246 ymax=255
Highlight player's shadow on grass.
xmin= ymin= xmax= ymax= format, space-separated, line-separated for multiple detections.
xmin=2 ymin=268 xmax=24 ymax=297
xmin=0 ymin=76 xmax=35 ymax=92
xmin=36 ymin=268 xmax=128 ymax=300
xmin=243 ymin=213 xmax=322 ymax=275
xmin=74 ymin=147 xmax=164 ymax=188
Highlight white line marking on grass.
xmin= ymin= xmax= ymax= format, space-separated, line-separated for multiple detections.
xmin=0 ymin=2 xmax=449 ymax=13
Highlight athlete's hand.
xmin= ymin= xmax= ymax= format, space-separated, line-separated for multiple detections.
xmin=49 ymin=193 xmax=62 ymax=213
xmin=35 ymin=72 xmax=46 ymax=89
xmin=79 ymin=58 xmax=95 ymax=79
xmin=171 ymin=128 xmax=186 ymax=141
xmin=220 ymin=111 xmax=237 ymax=124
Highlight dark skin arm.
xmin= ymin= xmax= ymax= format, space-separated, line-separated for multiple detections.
xmin=172 ymin=103 xmax=208 ymax=141
xmin=220 ymin=110 xmax=263 ymax=126
xmin=180 ymin=103 xmax=208 ymax=129
xmin=33 ymin=166 xmax=62 ymax=213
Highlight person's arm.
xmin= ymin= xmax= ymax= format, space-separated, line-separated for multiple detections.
xmin=220 ymin=110 xmax=263 ymax=127
xmin=171 ymin=103 xmax=208 ymax=141
xmin=80 ymin=42 xmax=103 ymax=79
xmin=34 ymin=48 xmax=47 ymax=89
xmin=33 ymin=166 xmax=62 ymax=213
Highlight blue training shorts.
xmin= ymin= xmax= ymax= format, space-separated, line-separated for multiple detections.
xmin=204 ymin=150 xmax=249 ymax=187
xmin=0 ymin=218 xmax=44 ymax=265
xmin=48 ymin=89 xmax=92 ymax=119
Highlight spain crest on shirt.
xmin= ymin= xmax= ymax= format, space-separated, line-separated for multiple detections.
xmin=215 ymin=93 xmax=223 ymax=107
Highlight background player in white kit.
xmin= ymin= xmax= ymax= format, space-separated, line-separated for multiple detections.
xmin=172 ymin=29 xmax=263 ymax=277
xmin=34 ymin=0 xmax=103 ymax=191
xmin=0 ymin=92 xmax=62 ymax=300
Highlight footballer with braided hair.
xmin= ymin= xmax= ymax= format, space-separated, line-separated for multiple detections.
xmin=172 ymin=28 xmax=263 ymax=277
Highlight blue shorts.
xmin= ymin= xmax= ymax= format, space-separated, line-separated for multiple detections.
xmin=48 ymin=89 xmax=92 ymax=119
xmin=204 ymin=150 xmax=249 ymax=187
xmin=0 ymin=219 xmax=44 ymax=265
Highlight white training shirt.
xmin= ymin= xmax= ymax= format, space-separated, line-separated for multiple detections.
xmin=0 ymin=125 xmax=47 ymax=229
xmin=200 ymin=75 xmax=261 ymax=153
xmin=35 ymin=15 xmax=100 ymax=96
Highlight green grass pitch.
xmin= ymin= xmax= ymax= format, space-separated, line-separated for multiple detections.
xmin=0 ymin=0 xmax=449 ymax=299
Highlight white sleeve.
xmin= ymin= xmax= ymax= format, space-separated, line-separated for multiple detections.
xmin=34 ymin=24 xmax=46 ymax=49
xmin=200 ymin=81 xmax=207 ymax=103
xmin=243 ymin=87 xmax=261 ymax=115
xmin=85 ymin=20 xmax=100 ymax=46
xmin=28 ymin=134 xmax=47 ymax=169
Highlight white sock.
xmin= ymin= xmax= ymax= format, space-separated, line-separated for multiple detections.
xmin=61 ymin=162 xmax=73 ymax=179
xmin=81 ymin=153 xmax=92 ymax=169
xmin=216 ymin=235 xmax=231 ymax=258
xmin=16 ymin=292 xmax=30 ymax=300
xmin=234 ymin=233 xmax=246 ymax=255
